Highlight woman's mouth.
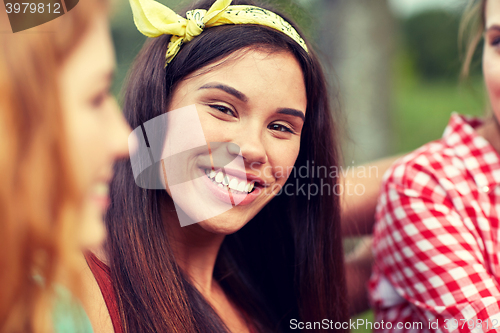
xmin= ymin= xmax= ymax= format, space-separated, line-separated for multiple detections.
xmin=199 ymin=168 xmax=263 ymax=206
xmin=204 ymin=169 xmax=255 ymax=194
xmin=90 ymin=181 xmax=110 ymax=210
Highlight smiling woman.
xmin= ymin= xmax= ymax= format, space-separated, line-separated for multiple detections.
xmin=83 ymin=0 xmax=348 ymax=332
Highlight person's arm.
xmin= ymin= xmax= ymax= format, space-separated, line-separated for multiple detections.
xmin=344 ymin=236 xmax=373 ymax=316
xmin=341 ymin=156 xmax=401 ymax=236
xmin=373 ymin=160 xmax=500 ymax=332
xmin=342 ymin=155 xmax=401 ymax=315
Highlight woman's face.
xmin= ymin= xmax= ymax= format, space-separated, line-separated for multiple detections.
xmin=59 ymin=15 xmax=131 ymax=248
xmin=484 ymin=0 xmax=500 ymax=120
xmin=164 ymin=49 xmax=307 ymax=234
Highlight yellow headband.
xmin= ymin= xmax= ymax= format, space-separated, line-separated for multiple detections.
xmin=129 ymin=0 xmax=309 ymax=66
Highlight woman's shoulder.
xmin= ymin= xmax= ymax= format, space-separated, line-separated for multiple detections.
xmin=382 ymin=113 xmax=485 ymax=190
xmin=381 ymin=140 xmax=456 ymax=193
xmin=32 ymin=275 xmax=93 ymax=333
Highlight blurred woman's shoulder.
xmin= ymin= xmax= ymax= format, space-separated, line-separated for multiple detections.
xmin=381 ymin=112 xmax=488 ymax=190
xmin=52 ymin=284 xmax=94 ymax=333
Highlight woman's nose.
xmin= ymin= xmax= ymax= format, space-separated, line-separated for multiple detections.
xmin=108 ymin=98 xmax=134 ymax=160
xmin=229 ymin=132 xmax=268 ymax=166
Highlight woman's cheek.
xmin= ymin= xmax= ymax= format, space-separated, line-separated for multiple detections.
xmin=484 ymin=52 xmax=500 ymax=117
xmin=270 ymin=143 xmax=300 ymax=180
xmin=196 ymin=111 xmax=229 ymax=143
xmin=66 ymin=110 xmax=96 ymax=194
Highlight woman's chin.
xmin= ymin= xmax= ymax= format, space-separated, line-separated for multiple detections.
xmin=196 ymin=217 xmax=249 ymax=235
xmin=78 ymin=206 xmax=107 ymax=249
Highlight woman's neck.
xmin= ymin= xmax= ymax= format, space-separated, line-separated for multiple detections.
xmin=161 ymin=199 xmax=225 ymax=298
xmin=477 ymin=115 xmax=500 ymax=154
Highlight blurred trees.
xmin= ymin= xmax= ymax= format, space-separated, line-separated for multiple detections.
xmin=402 ymin=9 xmax=482 ymax=81
xmin=317 ymin=0 xmax=395 ymax=164
xmin=390 ymin=6 xmax=486 ymax=154
xmin=110 ymin=6 xmax=146 ymax=96
xmin=404 ymin=10 xmax=461 ymax=80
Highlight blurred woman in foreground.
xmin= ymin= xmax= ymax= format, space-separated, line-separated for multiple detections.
xmin=0 ymin=1 xmax=130 ymax=332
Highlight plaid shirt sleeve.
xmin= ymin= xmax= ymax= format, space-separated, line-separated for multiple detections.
xmin=372 ymin=155 xmax=500 ymax=333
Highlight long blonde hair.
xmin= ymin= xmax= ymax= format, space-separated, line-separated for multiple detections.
xmin=0 ymin=1 xmax=106 ymax=331
xmin=460 ymin=0 xmax=486 ymax=79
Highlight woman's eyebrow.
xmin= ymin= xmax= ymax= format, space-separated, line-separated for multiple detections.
xmin=486 ymin=25 xmax=500 ymax=33
xmin=198 ymin=82 xmax=248 ymax=102
xmin=92 ymin=70 xmax=114 ymax=87
xmin=277 ymin=108 xmax=305 ymax=122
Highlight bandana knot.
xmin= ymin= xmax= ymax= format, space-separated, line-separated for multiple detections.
xmin=184 ymin=9 xmax=206 ymax=42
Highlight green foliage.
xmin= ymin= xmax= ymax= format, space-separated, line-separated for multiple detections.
xmin=110 ymin=7 xmax=146 ymax=97
xmin=402 ymin=9 xmax=482 ymax=81
xmin=390 ymin=48 xmax=487 ymax=154
xmin=351 ymin=310 xmax=374 ymax=333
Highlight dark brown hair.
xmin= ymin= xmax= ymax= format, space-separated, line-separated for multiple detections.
xmin=105 ymin=0 xmax=348 ymax=332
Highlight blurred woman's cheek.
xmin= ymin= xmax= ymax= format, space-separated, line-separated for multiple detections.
xmin=78 ymin=202 xmax=107 ymax=249
xmin=483 ymin=49 xmax=500 ymax=118
xmin=58 ymin=15 xmax=117 ymax=249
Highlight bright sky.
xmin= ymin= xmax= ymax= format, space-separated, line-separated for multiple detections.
xmin=296 ymin=0 xmax=469 ymax=17
xmin=388 ymin=0 xmax=468 ymax=17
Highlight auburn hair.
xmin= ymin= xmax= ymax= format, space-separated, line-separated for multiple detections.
xmin=0 ymin=1 xmax=106 ymax=332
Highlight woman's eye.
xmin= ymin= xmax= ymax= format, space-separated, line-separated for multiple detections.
xmin=90 ymin=91 xmax=110 ymax=109
xmin=491 ymin=36 xmax=500 ymax=47
xmin=209 ymin=104 xmax=236 ymax=117
xmin=269 ymin=123 xmax=293 ymax=133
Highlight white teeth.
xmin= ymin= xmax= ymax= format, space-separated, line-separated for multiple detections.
xmin=215 ymin=171 xmax=224 ymax=183
xmin=204 ymin=168 xmax=256 ymax=194
xmin=229 ymin=178 xmax=239 ymax=190
xmin=237 ymin=181 xmax=246 ymax=192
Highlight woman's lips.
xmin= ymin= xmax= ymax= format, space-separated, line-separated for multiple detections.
xmin=199 ymin=168 xmax=262 ymax=206
xmin=90 ymin=182 xmax=110 ymax=210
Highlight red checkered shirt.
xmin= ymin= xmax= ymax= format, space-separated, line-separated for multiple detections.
xmin=370 ymin=114 xmax=500 ymax=333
